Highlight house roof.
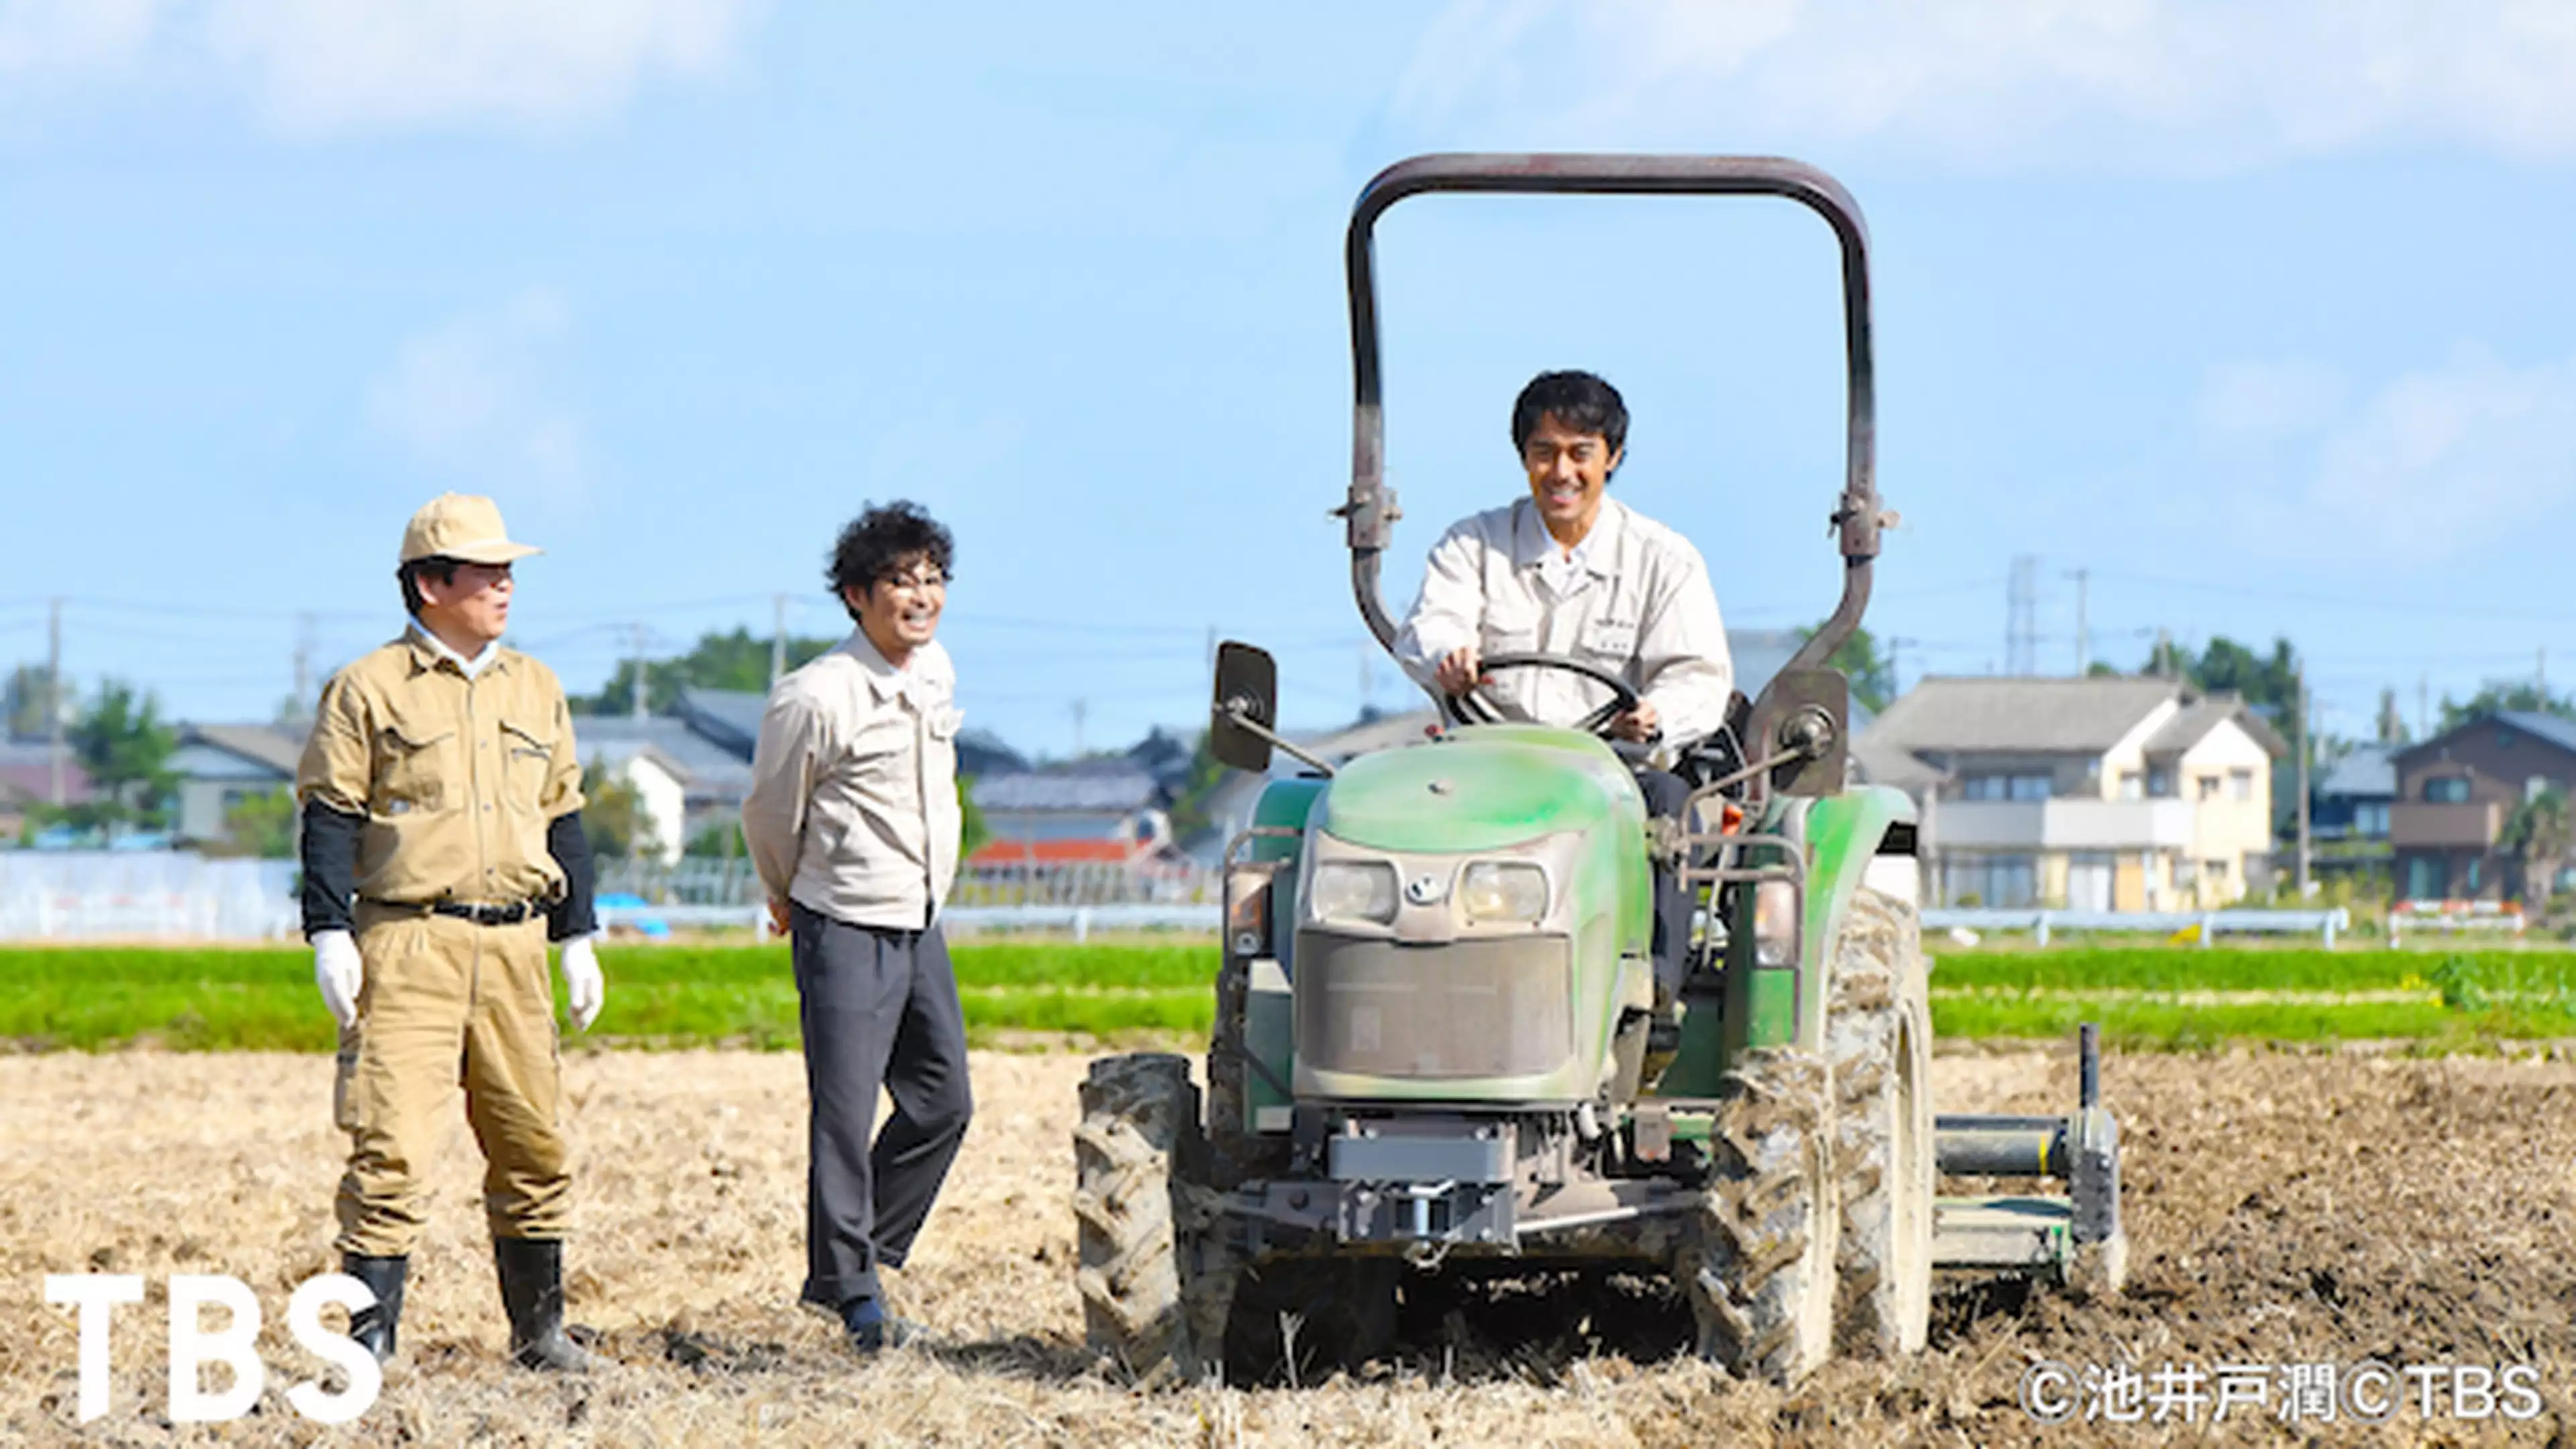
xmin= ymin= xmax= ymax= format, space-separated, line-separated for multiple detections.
xmin=956 ymin=727 xmax=1027 ymax=779
xmin=1859 ymin=675 xmax=2186 ymax=756
xmin=674 ymin=687 xmax=765 ymax=757
xmin=0 ymin=740 xmax=93 ymax=805
xmin=966 ymin=837 xmax=1154 ymax=867
xmin=576 ymin=738 xmax=692 ymax=785
xmin=178 ymin=722 xmax=308 ymax=777
xmin=2496 ymin=710 xmax=2576 ymax=756
xmin=1301 ymin=708 xmax=1441 ymax=762
xmin=2141 ymin=692 xmax=2290 ymax=759
xmin=2391 ymin=709 xmax=2576 ymax=767
xmin=570 ymin=717 xmax=754 ymax=799
xmin=975 ymin=767 xmax=1162 ymax=813
xmin=2318 ymin=742 xmax=2396 ymax=800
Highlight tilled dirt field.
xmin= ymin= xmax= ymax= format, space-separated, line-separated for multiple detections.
xmin=3 ymin=1045 xmax=2571 ymax=1446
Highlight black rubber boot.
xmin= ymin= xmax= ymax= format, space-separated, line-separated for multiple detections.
xmin=493 ymin=1237 xmax=595 ymax=1372
xmin=341 ymin=1254 xmax=408 ymax=1364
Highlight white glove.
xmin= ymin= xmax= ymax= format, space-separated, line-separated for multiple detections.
xmin=312 ymin=930 xmax=363 ymax=1031
xmin=558 ymin=935 xmax=605 ymax=1033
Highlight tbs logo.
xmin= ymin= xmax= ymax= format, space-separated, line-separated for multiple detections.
xmin=46 ymin=1273 xmax=382 ymax=1426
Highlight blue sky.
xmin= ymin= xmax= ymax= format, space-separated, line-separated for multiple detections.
xmin=5 ymin=1 xmax=2576 ymax=758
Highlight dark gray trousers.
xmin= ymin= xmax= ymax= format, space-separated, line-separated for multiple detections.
xmin=1636 ymin=768 xmax=1695 ymax=998
xmin=790 ymin=901 xmax=973 ymax=1309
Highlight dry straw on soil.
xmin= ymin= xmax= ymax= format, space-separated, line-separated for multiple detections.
xmin=3 ymin=1046 xmax=2572 ymax=1446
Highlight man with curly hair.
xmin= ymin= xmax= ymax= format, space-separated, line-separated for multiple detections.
xmin=742 ymin=500 xmax=971 ymax=1353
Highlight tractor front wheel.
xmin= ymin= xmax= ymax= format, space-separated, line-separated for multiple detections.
xmin=1074 ymin=1052 xmax=1223 ymax=1381
xmin=1680 ymin=1047 xmax=1839 ymax=1385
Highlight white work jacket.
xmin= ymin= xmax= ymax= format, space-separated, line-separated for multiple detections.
xmin=1393 ymin=496 xmax=1735 ymax=753
xmin=742 ymin=631 xmax=963 ymax=930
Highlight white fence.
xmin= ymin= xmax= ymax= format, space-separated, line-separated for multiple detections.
xmin=1922 ymin=907 xmax=2351 ymax=947
xmin=592 ymin=902 xmax=1223 ymax=940
xmin=0 ymin=852 xmax=299 ymax=941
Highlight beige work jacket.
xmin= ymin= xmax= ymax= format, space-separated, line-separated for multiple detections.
xmin=296 ymin=632 xmax=585 ymax=908
xmin=1393 ymin=496 xmax=1735 ymax=751
xmin=741 ymin=632 xmax=962 ymax=931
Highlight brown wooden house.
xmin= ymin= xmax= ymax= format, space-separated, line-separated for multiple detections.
xmin=2389 ymin=711 xmax=2576 ymax=901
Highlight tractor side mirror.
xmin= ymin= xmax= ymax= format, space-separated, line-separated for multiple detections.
xmin=1209 ymin=641 xmax=1280 ymax=774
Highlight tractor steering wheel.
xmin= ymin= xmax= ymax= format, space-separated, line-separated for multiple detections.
xmin=1446 ymin=651 xmax=1643 ymax=740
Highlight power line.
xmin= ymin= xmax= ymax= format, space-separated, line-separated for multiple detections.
xmin=2087 ymin=569 xmax=2576 ymax=624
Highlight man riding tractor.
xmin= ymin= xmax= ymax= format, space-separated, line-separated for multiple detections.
xmin=1394 ymin=367 xmax=1731 ymax=1047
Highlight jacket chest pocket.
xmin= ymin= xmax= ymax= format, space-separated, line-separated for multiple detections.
xmin=373 ymin=727 xmax=456 ymax=815
xmin=1480 ymin=599 xmax=1542 ymax=655
xmin=1580 ymin=615 xmax=1640 ymax=662
xmin=497 ymin=719 xmax=554 ymax=812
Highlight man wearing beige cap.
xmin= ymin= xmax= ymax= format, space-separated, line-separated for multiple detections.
xmin=294 ymin=492 xmax=605 ymax=1372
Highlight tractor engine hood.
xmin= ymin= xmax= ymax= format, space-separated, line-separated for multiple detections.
xmin=1312 ymin=723 xmax=1644 ymax=855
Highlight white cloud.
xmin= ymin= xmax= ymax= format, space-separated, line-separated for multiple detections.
xmin=1388 ymin=0 xmax=2576 ymax=170
xmin=2197 ymin=361 xmax=2345 ymax=439
xmin=369 ymin=289 xmax=586 ymax=496
xmin=0 ymin=0 xmax=162 ymax=77
xmin=0 ymin=0 xmax=755 ymax=134
xmin=2308 ymin=349 xmax=2576 ymax=555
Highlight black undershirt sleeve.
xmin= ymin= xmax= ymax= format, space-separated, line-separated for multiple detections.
xmin=298 ymin=802 xmax=363 ymax=938
xmin=547 ymin=809 xmax=598 ymax=941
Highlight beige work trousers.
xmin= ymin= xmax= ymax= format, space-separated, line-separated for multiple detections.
xmin=333 ymin=905 xmax=568 ymax=1257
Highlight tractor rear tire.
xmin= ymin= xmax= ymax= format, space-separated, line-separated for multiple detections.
xmin=1680 ymin=1047 xmax=1839 ymax=1385
xmin=1075 ymin=1053 xmax=1218 ymax=1381
xmin=1827 ymin=886 xmax=1935 ymax=1358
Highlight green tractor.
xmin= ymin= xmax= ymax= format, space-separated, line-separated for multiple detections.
xmin=1073 ymin=154 xmax=2125 ymax=1387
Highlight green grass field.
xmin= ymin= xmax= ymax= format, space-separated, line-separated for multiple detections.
xmin=2 ymin=942 xmax=2571 ymax=1052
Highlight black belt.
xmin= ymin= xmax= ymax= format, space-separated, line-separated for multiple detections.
xmin=434 ymin=900 xmax=540 ymax=926
xmin=364 ymin=898 xmax=540 ymax=926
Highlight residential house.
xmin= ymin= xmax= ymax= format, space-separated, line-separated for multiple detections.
xmin=0 ymin=739 xmax=93 ymax=842
xmin=2307 ymin=742 xmax=2396 ymax=888
xmin=571 ymin=687 xmax=768 ymax=850
xmin=2314 ymin=743 xmax=2396 ymax=843
xmin=570 ymin=740 xmax=690 ymax=865
xmin=168 ymin=723 xmax=307 ymax=846
xmin=2388 ymin=711 xmax=2576 ymax=902
xmin=1854 ymin=677 xmax=2287 ymax=910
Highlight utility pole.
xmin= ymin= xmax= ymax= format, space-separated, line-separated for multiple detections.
xmin=2005 ymin=555 xmax=2040 ymax=675
xmin=770 ymin=593 xmax=788 ymax=690
xmin=2418 ymin=673 xmax=2429 ymax=740
xmin=46 ymin=597 xmax=64 ymax=806
xmin=2541 ymin=646 xmax=2550 ymax=697
xmin=292 ymin=612 xmax=315 ymax=722
xmin=1070 ymin=698 xmax=1087 ymax=758
xmin=2153 ymin=627 xmax=2174 ymax=679
xmin=630 ymin=624 xmax=649 ymax=721
xmin=2295 ymin=657 xmax=2312 ymax=899
xmin=2065 ymin=568 xmax=2090 ymax=675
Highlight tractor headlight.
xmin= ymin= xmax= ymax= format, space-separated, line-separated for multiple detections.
xmin=1752 ymin=878 xmax=1800 ymax=966
xmin=1309 ymin=861 xmax=1399 ymax=925
xmin=1460 ymin=862 xmax=1548 ymax=924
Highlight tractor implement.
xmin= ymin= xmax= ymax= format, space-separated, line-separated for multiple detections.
xmin=1931 ymin=1023 xmax=2128 ymax=1293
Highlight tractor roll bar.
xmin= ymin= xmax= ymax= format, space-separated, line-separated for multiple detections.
xmin=1341 ymin=153 xmax=1882 ymax=678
